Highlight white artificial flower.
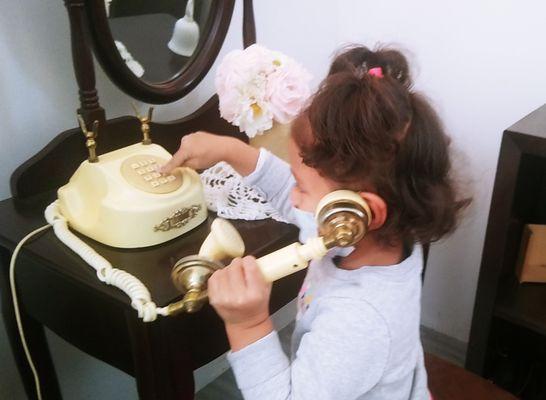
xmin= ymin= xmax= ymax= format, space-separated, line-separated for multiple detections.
xmin=215 ymin=44 xmax=312 ymax=137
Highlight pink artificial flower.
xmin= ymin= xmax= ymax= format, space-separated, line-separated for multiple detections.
xmin=215 ymin=44 xmax=312 ymax=136
xmin=266 ymin=60 xmax=313 ymax=124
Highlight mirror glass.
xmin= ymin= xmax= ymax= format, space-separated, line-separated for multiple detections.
xmin=105 ymin=0 xmax=213 ymax=83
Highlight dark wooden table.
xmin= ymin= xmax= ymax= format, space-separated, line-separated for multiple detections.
xmin=0 ymin=188 xmax=301 ymax=399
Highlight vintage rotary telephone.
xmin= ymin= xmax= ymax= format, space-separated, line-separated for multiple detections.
xmin=12 ymin=109 xmax=372 ymax=322
xmin=168 ymin=190 xmax=372 ymax=314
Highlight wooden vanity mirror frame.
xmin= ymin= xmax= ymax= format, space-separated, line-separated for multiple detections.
xmin=85 ymin=0 xmax=235 ymax=104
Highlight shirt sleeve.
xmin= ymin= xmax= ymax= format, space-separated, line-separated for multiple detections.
xmin=242 ymin=148 xmax=297 ymax=224
xmin=227 ymin=297 xmax=391 ymax=400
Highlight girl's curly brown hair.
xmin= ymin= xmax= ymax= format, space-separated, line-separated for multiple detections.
xmin=293 ymin=45 xmax=471 ymax=245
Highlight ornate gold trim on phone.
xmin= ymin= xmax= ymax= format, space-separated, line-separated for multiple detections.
xmin=154 ymin=205 xmax=202 ymax=232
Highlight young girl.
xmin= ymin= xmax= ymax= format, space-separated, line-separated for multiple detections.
xmin=161 ymin=45 xmax=468 ymax=399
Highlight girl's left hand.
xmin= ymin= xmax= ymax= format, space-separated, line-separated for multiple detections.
xmin=208 ymin=256 xmax=272 ymax=330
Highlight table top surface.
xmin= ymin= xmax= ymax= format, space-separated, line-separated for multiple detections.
xmin=0 ymin=190 xmax=297 ymax=308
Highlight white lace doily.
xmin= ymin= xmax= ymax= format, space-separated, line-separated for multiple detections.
xmin=200 ymin=162 xmax=286 ymax=222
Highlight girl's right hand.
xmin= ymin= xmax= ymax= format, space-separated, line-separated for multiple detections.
xmin=159 ymin=131 xmax=233 ymax=173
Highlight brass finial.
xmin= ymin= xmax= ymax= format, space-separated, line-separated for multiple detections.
xmin=77 ymin=114 xmax=99 ymax=163
xmin=132 ymin=103 xmax=154 ymax=145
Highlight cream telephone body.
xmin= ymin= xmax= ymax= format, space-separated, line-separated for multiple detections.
xmin=57 ymin=142 xmax=207 ymax=248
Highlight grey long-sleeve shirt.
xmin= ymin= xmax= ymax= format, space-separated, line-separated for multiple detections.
xmin=226 ymin=149 xmax=429 ymax=400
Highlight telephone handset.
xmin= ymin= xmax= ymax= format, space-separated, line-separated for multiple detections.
xmin=169 ymin=190 xmax=372 ymax=313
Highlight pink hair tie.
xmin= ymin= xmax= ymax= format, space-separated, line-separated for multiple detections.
xmin=368 ymin=67 xmax=384 ymax=78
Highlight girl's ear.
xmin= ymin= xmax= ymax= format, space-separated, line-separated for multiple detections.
xmin=359 ymin=192 xmax=387 ymax=231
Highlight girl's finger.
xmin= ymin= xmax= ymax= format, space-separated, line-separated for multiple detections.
xmin=226 ymin=259 xmax=246 ymax=295
xmin=241 ymin=256 xmax=267 ymax=288
xmin=207 ymin=270 xmax=222 ymax=301
xmin=159 ymin=141 xmax=190 ymax=173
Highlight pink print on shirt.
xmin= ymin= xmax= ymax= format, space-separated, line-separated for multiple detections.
xmin=297 ymin=281 xmax=314 ymax=317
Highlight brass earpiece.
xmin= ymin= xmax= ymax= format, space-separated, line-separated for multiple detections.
xmin=315 ymin=190 xmax=372 ymax=248
xmin=169 ymin=191 xmax=372 ymax=314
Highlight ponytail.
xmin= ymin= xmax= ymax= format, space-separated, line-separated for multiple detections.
xmin=387 ymin=93 xmax=470 ymax=244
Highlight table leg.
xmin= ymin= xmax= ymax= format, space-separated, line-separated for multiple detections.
xmin=0 ymin=247 xmax=63 ymax=400
xmin=125 ymin=311 xmax=196 ymax=400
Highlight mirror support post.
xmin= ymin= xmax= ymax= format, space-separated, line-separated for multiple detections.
xmin=64 ymin=0 xmax=106 ymax=128
xmin=243 ymin=0 xmax=256 ymax=48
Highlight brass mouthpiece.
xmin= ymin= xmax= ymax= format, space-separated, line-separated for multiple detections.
xmin=168 ymin=255 xmax=223 ymax=315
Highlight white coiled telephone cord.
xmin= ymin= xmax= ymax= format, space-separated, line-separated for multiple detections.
xmin=43 ymin=201 xmax=169 ymax=321
xmin=10 ymin=200 xmax=171 ymax=400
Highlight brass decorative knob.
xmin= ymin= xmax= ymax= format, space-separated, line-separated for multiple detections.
xmin=132 ymin=103 xmax=154 ymax=145
xmin=77 ymin=114 xmax=99 ymax=163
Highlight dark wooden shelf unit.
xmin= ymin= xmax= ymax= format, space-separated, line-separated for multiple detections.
xmin=466 ymin=104 xmax=546 ymax=399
